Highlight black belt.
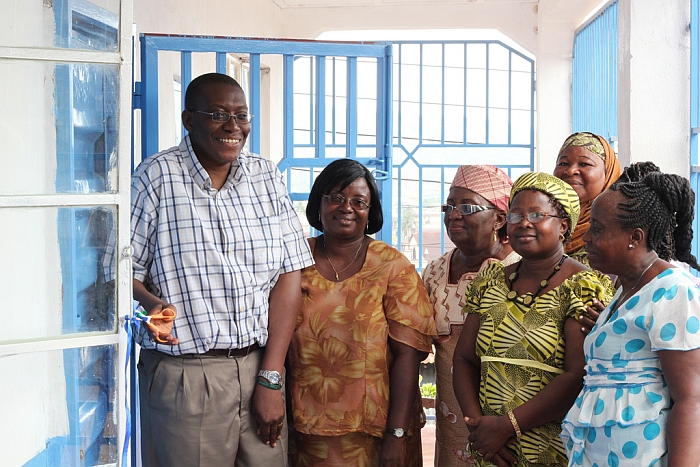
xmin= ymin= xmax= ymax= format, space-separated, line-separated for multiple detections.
xmin=174 ymin=343 xmax=261 ymax=358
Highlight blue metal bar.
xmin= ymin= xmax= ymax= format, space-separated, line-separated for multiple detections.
xmin=216 ymin=52 xmax=226 ymax=73
xmin=347 ymin=57 xmax=358 ymax=159
xmin=507 ymin=52 xmax=512 ymax=145
xmin=250 ymin=53 xmax=261 ymax=154
xmin=315 ymin=56 xmax=326 ymax=159
xmin=181 ymin=51 xmax=192 ymax=138
xmin=141 ymin=36 xmax=160 ymax=159
xmin=309 ymin=57 xmax=314 ymax=145
xmin=463 ymin=44 xmax=468 ymax=144
xmin=331 ymin=58 xmax=337 ymax=146
xmin=485 ymin=44 xmax=490 ymax=144
xmin=441 ymin=44 xmax=446 ymax=144
xmin=418 ymin=167 xmax=424 ymax=270
xmin=380 ymin=45 xmax=394 ymax=244
xmin=419 ymin=44 xmax=424 ymax=145
xmin=280 ymin=54 xmax=295 ymax=176
xmin=142 ymin=34 xmax=389 ymax=57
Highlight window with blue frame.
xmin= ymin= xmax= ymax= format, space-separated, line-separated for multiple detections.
xmin=0 ymin=1 xmax=122 ymax=466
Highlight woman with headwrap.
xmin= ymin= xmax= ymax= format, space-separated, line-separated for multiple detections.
xmin=453 ymin=173 xmax=614 ymax=467
xmin=553 ymin=132 xmax=621 ymax=266
xmin=423 ymin=165 xmax=520 ymax=466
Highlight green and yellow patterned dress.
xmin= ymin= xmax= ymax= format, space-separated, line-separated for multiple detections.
xmin=463 ymin=262 xmax=614 ymax=466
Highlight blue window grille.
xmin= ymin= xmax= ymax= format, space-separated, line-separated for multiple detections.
xmin=691 ymin=0 xmax=700 ymax=264
xmin=572 ymin=1 xmax=618 ymax=143
xmin=391 ymin=41 xmax=535 ymax=270
xmin=136 ymin=37 xmax=535 ymax=275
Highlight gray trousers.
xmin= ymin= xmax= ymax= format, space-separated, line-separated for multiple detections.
xmin=138 ymin=348 xmax=287 ymax=467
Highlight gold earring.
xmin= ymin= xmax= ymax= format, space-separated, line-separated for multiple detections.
xmin=559 ymin=233 xmax=565 ymax=242
xmin=493 ymin=229 xmax=499 ymax=242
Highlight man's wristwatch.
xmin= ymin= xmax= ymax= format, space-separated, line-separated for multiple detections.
xmin=258 ymin=370 xmax=283 ymax=389
xmin=387 ymin=427 xmax=406 ymax=438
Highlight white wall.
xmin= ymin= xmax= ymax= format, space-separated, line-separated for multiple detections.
xmin=617 ymin=0 xmax=691 ymax=176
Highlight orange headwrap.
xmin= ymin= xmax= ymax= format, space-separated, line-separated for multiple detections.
xmin=558 ymin=132 xmax=621 ymax=254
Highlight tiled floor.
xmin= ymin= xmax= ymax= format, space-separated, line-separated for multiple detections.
xmin=422 ymin=424 xmax=436 ymax=466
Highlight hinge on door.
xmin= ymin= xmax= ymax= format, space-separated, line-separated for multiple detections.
xmin=133 ymin=81 xmax=142 ymax=109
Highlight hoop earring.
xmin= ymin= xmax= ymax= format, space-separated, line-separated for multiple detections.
xmin=559 ymin=233 xmax=565 ymax=242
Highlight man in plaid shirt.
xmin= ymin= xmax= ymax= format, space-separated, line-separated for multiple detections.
xmin=131 ymin=73 xmax=313 ymax=467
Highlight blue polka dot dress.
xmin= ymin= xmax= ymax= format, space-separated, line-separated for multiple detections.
xmin=561 ymin=268 xmax=700 ymax=466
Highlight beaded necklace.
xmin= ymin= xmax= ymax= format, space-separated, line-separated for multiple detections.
xmin=506 ymin=255 xmax=567 ymax=306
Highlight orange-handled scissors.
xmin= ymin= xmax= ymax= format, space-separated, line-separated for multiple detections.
xmin=134 ymin=309 xmax=176 ymax=343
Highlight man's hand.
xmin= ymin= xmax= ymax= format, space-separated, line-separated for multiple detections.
xmin=252 ymin=384 xmax=285 ymax=447
xmin=146 ymin=303 xmax=179 ymax=345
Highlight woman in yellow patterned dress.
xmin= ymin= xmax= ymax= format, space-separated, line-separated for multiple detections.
xmin=452 ymin=173 xmax=614 ymax=467
xmin=287 ymin=159 xmax=437 ymax=467
xmin=423 ymin=165 xmax=519 ymax=466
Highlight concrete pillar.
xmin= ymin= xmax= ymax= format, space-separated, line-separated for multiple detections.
xmin=617 ymin=0 xmax=690 ymax=176
xmin=536 ymin=19 xmax=576 ymax=172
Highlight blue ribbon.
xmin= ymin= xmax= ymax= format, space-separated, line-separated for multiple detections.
xmin=122 ymin=303 xmax=145 ymax=466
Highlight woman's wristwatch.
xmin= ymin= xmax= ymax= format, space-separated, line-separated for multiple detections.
xmin=257 ymin=370 xmax=283 ymax=390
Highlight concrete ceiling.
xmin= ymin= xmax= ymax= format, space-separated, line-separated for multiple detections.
xmin=272 ymin=0 xmax=536 ymax=8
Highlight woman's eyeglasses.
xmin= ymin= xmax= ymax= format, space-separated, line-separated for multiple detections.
xmin=323 ymin=193 xmax=371 ymax=211
xmin=441 ymin=204 xmax=495 ymax=216
xmin=505 ymin=212 xmax=564 ymax=224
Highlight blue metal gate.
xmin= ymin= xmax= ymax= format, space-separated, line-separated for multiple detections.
xmin=135 ymin=35 xmax=394 ymax=241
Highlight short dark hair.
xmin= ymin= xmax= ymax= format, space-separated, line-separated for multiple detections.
xmin=306 ymin=159 xmax=383 ymax=234
xmin=184 ymin=73 xmax=242 ymax=110
xmin=611 ymin=172 xmax=699 ymax=270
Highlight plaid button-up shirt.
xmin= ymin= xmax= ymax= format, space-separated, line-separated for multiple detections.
xmin=131 ymin=136 xmax=313 ymax=355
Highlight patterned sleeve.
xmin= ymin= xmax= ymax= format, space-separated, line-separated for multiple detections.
xmin=384 ymin=252 xmax=437 ymax=352
xmin=130 ymin=161 xmax=160 ymax=283
xmin=649 ymin=269 xmax=700 ymax=351
xmin=463 ymin=262 xmax=503 ymax=315
xmin=561 ymin=270 xmax=615 ymax=319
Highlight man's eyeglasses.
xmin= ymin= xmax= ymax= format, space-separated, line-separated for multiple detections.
xmin=505 ymin=212 xmax=564 ymax=224
xmin=441 ymin=204 xmax=495 ymax=216
xmin=323 ymin=193 xmax=371 ymax=211
xmin=194 ymin=110 xmax=254 ymax=124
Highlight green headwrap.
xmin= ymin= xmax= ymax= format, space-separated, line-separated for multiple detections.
xmin=510 ymin=172 xmax=581 ymax=232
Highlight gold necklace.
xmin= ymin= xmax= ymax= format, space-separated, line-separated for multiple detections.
xmin=609 ymin=257 xmax=658 ymax=316
xmin=324 ymin=237 xmax=364 ymax=281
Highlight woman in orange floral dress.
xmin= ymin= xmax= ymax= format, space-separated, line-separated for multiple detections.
xmin=287 ymin=159 xmax=437 ymax=467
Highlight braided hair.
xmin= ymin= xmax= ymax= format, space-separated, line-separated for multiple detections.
xmin=610 ymin=172 xmax=700 ymax=270
xmin=612 ymin=161 xmax=660 ymax=186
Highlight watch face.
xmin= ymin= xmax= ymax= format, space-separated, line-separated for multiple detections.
xmin=260 ymin=370 xmax=281 ymax=385
xmin=392 ymin=428 xmax=405 ymax=438
xmin=267 ymin=372 xmax=281 ymax=384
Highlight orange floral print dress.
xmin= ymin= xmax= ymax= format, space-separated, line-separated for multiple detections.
xmin=287 ymin=238 xmax=437 ymax=467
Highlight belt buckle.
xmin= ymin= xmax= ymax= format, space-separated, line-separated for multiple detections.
xmin=226 ymin=344 xmax=253 ymax=358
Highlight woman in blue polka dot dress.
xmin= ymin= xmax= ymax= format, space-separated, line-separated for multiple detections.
xmin=561 ymin=172 xmax=700 ymax=467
